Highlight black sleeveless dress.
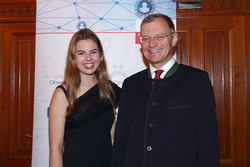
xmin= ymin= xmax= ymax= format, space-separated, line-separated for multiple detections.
xmin=58 ymin=83 xmax=120 ymax=167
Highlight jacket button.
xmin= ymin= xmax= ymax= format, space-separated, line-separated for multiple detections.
xmin=146 ymin=146 xmax=152 ymax=151
xmin=149 ymin=123 xmax=156 ymax=128
xmin=152 ymin=101 xmax=156 ymax=106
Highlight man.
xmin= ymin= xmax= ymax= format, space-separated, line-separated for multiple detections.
xmin=111 ymin=13 xmax=219 ymax=167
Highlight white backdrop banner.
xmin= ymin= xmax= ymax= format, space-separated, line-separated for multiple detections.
xmin=32 ymin=0 xmax=176 ymax=166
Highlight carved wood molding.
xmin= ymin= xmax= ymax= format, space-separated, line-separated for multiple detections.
xmin=202 ymin=0 xmax=241 ymax=11
xmin=0 ymin=3 xmax=36 ymax=22
xmin=177 ymin=0 xmax=243 ymax=15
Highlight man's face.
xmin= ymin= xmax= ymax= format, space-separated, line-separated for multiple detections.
xmin=140 ymin=17 xmax=178 ymax=69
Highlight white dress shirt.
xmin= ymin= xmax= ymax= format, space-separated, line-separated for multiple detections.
xmin=149 ymin=57 xmax=176 ymax=79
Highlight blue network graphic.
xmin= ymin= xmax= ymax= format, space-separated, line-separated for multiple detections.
xmin=36 ymin=0 xmax=176 ymax=33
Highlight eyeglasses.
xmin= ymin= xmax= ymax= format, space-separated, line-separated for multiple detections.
xmin=140 ymin=33 xmax=174 ymax=44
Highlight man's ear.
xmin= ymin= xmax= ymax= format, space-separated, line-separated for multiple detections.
xmin=172 ymin=32 xmax=178 ymax=47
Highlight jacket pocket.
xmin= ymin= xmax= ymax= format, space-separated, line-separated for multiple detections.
xmin=167 ymin=105 xmax=190 ymax=110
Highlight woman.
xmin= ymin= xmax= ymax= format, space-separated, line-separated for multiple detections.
xmin=49 ymin=28 xmax=120 ymax=167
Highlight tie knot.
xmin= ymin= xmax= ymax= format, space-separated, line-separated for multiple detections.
xmin=154 ymin=70 xmax=164 ymax=79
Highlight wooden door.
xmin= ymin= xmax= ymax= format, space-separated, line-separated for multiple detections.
xmin=0 ymin=22 xmax=35 ymax=167
xmin=176 ymin=15 xmax=247 ymax=167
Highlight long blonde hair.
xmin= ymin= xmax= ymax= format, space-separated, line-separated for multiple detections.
xmin=63 ymin=28 xmax=115 ymax=115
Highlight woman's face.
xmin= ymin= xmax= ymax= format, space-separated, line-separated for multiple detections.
xmin=75 ymin=39 xmax=100 ymax=77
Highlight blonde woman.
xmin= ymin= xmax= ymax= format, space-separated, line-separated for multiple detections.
xmin=49 ymin=28 xmax=120 ymax=167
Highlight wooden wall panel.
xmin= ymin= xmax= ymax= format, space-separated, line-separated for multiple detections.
xmin=0 ymin=32 xmax=4 ymax=157
xmin=177 ymin=15 xmax=247 ymax=167
xmin=0 ymin=29 xmax=11 ymax=161
xmin=231 ymin=16 xmax=247 ymax=167
xmin=246 ymin=1 xmax=250 ymax=165
xmin=205 ymin=29 xmax=234 ymax=165
xmin=0 ymin=0 xmax=36 ymax=166
xmin=0 ymin=22 xmax=35 ymax=167
xmin=176 ymin=29 xmax=191 ymax=65
xmin=9 ymin=33 xmax=35 ymax=159
xmin=246 ymin=14 xmax=250 ymax=167
xmin=246 ymin=0 xmax=250 ymax=12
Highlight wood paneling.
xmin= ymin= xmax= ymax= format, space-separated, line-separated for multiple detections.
xmin=0 ymin=0 xmax=36 ymax=165
xmin=176 ymin=29 xmax=191 ymax=65
xmin=245 ymin=0 xmax=250 ymax=165
xmin=0 ymin=32 xmax=4 ymax=157
xmin=245 ymin=0 xmax=250 ymax=12
xmin=205 ymin=29 xmax=233 ymax=162
xmin=176 ymin=15 xmax=247 ymax=167
xmin=246 ymin=14 xmax=250 ymax=167
xmin=177 ymin=0 xmax=243 ymax=16
xmin=0 ymin=22 xmax=35 ymax=167
xmin=9 ymin=33 xmax=35 ymax=159
xmin=0 ymin=0 xmax=35 ymax=3
xmin=0 ymin=2 xmax=36 ymax=22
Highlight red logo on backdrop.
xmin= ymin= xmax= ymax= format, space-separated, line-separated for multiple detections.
xmin=135 ymin=32 xmax=141 ymax=44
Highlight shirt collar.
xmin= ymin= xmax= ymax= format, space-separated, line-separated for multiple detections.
xmin=150 ymin=57 xmax=176 ymax=79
